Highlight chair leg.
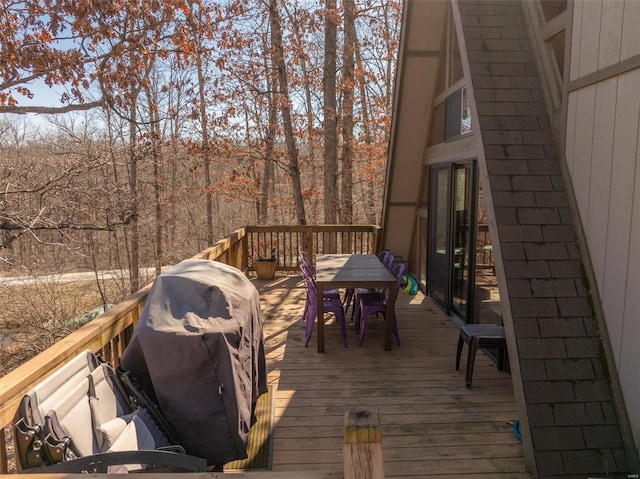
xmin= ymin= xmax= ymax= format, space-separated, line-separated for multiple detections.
xmin=455 ymin=335 xmax=464 ymax=371
xmin=343 ymin=288 xmax=353 ymax=310
xmin=350 ymin=291 xmax=358 ymax=323
xmin=304 ymin=306 xmax=316 ymax=347
xmin=465 ymin=338 xmax=480 ymax=388
xmin=337 ymin=310 xmax=348 ymax=348
xmin=358 ymin=310 xmax=368 ymax=347
xmin=497 ymin=346 xmax=506 ymax=371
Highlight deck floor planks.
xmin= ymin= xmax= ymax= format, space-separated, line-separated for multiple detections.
xmin=257 ymin=275 xmax=530 ymax=478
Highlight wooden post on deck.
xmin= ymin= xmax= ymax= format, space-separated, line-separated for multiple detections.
xmin=344 ymin=409 xmax=384 ymax=479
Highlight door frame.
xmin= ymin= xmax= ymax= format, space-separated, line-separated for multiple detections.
xmin=427 ymin=160 xmax=478 ymax=323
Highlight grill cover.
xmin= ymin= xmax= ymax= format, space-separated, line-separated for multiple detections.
xmin=120 ymin=259 xmax=267 ymax=465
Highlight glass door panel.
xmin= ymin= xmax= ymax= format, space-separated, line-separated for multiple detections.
xmin=428 ymin=167 xmax=451 ymax=311
xmin=451 ymin=164 xmax=477 ymax=321
xmin=427 ymin=161 xmax=477 ymax=321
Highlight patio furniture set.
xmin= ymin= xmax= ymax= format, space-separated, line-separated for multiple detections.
xmin=299 ymin=251 xmax=507 ymax=388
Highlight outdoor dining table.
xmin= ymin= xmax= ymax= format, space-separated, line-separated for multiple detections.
xmin=315 ymin=253 xmax=398 ymax=352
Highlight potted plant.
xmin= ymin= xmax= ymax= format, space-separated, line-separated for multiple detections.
xmin=255 ymin=247 xmax=277 ymax=280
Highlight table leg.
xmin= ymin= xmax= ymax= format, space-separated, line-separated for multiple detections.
xmin=317 ymin=283 xmax=325 ymax=353
xmin=384 ymin=283 xmax=397 ymax=351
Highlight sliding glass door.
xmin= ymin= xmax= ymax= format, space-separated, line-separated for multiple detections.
xmin=428 ymin=161 xmax=478 ymax=322
xmin=428 ymin=168 xmax=451 ymax=308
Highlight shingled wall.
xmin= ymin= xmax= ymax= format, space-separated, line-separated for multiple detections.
xmin=456 ymin=0 xmax=633 ymax=476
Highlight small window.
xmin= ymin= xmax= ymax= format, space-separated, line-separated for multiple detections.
xmin=547 ymin=30 xmax=565 ymax=80
xmin=445 ymin=87 xmax=472 ymax=141
xmin=540 ymin=0 xmax=567 ymax=23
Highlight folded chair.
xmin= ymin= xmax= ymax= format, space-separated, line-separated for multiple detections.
xmin=14 ymin=350 xmax=206 ymax=473
xmin=15 ymin=350 xmax=97 ymax=470
xmin=355 ymin=263 xmax=404 ymax=346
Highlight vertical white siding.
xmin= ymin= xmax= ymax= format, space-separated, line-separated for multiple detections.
xmin=578 ymin=1 xmax=602 ymax=77
xmin=619 ymin=135 xmax=640 ymax=450
xmin=566 ymin=1 xmax=640 ymax=454
xmin=621 ymin=0 xmax=640 ymax=61
xmin=564 ymin=89 xmax=578 ymax=172
xmin=588 ymin=79 xmax=616 ymax=289
xmin=565 ymin=69 xmax=640 ymax=454
xmin=602 ymin=69 xmax=640 ymax=361
xmin=569 ymin=0 xmax=583 ymax=81
xmin=598 ymin=0 xmax=623 ymax=70
xmin=571 ymin=86 xmax=596 ymax=227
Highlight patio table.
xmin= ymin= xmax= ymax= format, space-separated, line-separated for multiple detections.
xmin=315 ymin=254 xmax=398 ymax=352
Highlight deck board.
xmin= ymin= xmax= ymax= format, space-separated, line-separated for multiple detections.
xmin=257 ymin=275 xmax=531 ymax=478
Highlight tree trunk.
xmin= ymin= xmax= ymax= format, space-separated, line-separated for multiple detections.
xmin=283 ymin=4 xmax=320 ymax=222
xmin=323 ymin=0 xmax=338 ymax=224
xmin=340 ymin=0 xmax=356 ymax=224
xmin=268 ymin=0 xmax=306 ymax=225
xmin=196 ymin=47 xmax=214 ymax=245
xmin=127 ymin=101 xmax=140 ymax=293
xmin=145 ymin=82 xmax=163 ymax=276
xmin=356 ymin=36 xmax=378 ymax=225
xmin=259 ymin=69 xmax=277 ymax=225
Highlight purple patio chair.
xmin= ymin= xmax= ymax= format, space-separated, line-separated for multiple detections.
xmin=343 ymin=251 xmax=392 ymax=315
xmin=301 ymin=272 xmax=348 ymax=348
xmin=354 ymin=263 xmax=404 ymax=347
xmin=298 ymin=251 xmax=340 ymax=298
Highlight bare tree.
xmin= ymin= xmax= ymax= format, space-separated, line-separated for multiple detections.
xmin=259 ymin=56 xmax=277 ymax=225
xmin=340 ymin=0 xmax=356 ymax=224
xmin=144 ymin=76 xmax=164 ymax=276
xmin=268 ymin=0 xmax=306 ymax=225
xmin=355 ymin=37 xmax=377 ymax=224
xmin=323 ymin=0 xmax=338 ymax=224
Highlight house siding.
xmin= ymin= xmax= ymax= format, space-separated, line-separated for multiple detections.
xmin=456 ymin=0 xmax=634 ymax=476
xmin=565 ymin=0 xmax=640 ymax=460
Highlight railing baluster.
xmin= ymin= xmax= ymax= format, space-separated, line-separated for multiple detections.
xmin=1 ymin=427 xmax=8 ymax=473
xmin=103 ymin=341 xmax=113 ymax=367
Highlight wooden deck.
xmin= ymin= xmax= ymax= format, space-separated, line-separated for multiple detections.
xmin=258 ymin=274 xmax=531 ymax=479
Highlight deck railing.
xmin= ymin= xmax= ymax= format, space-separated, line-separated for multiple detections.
xmin=0 ymin=224 xmax=381 ymax=474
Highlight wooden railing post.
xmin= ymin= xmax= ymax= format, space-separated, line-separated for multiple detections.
xmin=241 ymin=227 xmax=249 ymax=272
xmin=344 ymin=409 xmax=384 ymax=479
xmin=306 ymin=226 xmax=314 ymax=255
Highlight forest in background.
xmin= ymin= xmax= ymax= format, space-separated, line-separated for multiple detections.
xmin=0 ymin=0 xmax=402 ymax=370
xmin=1 ymin=0 xmax=401 ymax=283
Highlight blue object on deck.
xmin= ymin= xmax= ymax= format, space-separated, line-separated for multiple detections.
xmin=513 ymin=419 xmax=522 ymax=443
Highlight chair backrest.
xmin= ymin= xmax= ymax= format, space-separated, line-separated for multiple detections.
xmin=391 ymin=263 xmax=405 ymax=298
xmin=299 ymin=259 xmax=314 ymax=281
xmin=15 ymin=351 xmax=99 ymax=469
xmin=300 ymin=269 xmax=318 ymax=301
xmin=298 ymin=251 xmax=315 ymax=278
xmin=299 ymin=251 xmax=313 ymax=269
xmin=26 ymin=350 xmax=98 ymax=427
xmin=45 ymin=373 xmax=98 ymax=458
xmin=382 ymin=253 xmax=394 ymax=271
xmin=88 ymin=364 xmax=134 ymax=451
xmin=377 ymin=250 xmax=390 ymax=263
